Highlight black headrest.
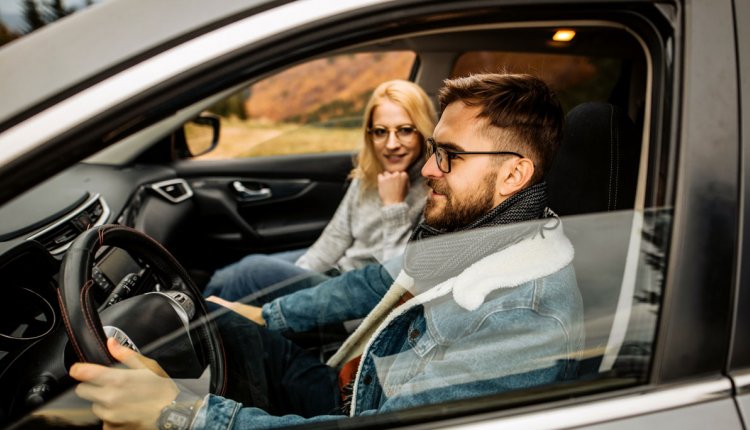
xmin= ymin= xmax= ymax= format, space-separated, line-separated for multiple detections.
xmin=547 ymin=102 xmax=640 ymax=216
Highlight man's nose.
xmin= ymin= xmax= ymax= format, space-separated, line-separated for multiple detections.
xmin=421 ymin=152 xmax=444 ymax=178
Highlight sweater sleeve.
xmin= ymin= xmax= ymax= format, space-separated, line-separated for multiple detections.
xmin=378 ymin=181 xmax=426 ymax=263
xmin=295 ymin=180 xmax=358 ymax=272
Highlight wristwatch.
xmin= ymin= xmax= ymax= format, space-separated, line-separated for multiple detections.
xmin=157 ymin=400 xmax=196 ymax=430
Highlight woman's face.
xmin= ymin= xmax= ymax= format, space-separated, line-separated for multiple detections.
xmin=369 ymin=99 xmax=423 ymax=173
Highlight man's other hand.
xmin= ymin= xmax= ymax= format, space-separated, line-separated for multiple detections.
xmin=206 ymin=295 xmax=266 ymax=325
xmin=69 ymin=337 xmax=180 ymax=430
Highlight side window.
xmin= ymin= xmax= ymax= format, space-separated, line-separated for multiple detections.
xmin=391 ymin=26 xmax=663 ymax=407
xmin=188 ymin=51 xmax=416 ymax=160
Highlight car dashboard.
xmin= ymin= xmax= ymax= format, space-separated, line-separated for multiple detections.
xmin=0 ymin=162 xmax=183 ymax=422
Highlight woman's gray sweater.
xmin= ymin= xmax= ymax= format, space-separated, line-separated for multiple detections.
xmin=295 ymin=174 xmax=426 ymax=273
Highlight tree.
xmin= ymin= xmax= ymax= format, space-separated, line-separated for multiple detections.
xmin=22 ymin=0 xmax=46 ymax=33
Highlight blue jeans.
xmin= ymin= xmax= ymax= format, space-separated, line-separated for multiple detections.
xmin=203 ymin=249 xmax=330 ymax=304
xmin=210 ymin=309 xmax=343 ymax=418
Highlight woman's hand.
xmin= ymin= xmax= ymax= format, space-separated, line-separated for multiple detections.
xmin=70 ymin=338 xmax=181 ymax=430
xmin=377 ymin=171 xmax=409 ymax=205
xmin=206 ymin=295 xmax=266 ymax=326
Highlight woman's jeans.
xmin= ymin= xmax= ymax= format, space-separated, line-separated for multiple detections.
xmin=202 ymin=249 xmax=330 ymax=304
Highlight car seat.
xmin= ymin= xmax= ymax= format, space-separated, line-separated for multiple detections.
xmin=547 ymin=101 xmax=640 ymax=215
xmin=546 ymin=102 xmax=642 ymax=378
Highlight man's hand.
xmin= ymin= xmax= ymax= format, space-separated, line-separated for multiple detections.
xmin=377 ymin=171 xmax=409 ymax=206
xmin=69 ymin=338 xmax=180 ymax=430
xmin=206 ymin=295 xmax=266 ymax=326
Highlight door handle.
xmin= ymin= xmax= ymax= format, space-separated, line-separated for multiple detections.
xmin=232 ymin=181 xmax=272 ymax=201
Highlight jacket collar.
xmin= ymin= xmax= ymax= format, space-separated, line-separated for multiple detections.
xmin=399 ymin=218 xmax=574 ymax=311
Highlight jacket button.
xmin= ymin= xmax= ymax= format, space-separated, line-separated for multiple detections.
xmin=363 ymin=375 xmax=372 ymax=385
xmin=409 ymin=329 xmax=420 ymax=340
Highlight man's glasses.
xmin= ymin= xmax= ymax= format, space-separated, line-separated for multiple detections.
xmin=367 ymin=125 xmax=419 ymax=144
xmin=426 ymin=137 xmax=525 ymax=173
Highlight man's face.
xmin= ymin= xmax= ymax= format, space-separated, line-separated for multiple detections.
xmin=421 ymin=102 xmax=509 ymax=231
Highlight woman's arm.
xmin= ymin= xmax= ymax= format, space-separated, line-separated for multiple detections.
xmin=295 ymin=180 xmax=359 ymax=272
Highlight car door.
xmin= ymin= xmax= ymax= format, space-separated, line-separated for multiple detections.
xmin=729 ymin=0 xmax=750 ymax=423
xmin=156 ymin=51 xmax=419 ymax=273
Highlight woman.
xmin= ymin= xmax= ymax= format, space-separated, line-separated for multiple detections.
xmin=204 ymin=79 xmax=436 ymax=303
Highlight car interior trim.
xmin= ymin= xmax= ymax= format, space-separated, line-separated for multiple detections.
xmin=730 ymin=371 xmax=750 ymax=393
xmin=442 ymin=379 xmax=733 ymax=430
xmin=25 ymin=194 xmax=111 ymax=255
xmin=0 ymin=288 xmax=56 ymax=341
xmin=150 ymin=178 xmax=194 ymax=204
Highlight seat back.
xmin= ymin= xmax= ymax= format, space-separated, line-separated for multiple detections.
xmin=546 ymin=102 xmax=641 ymax=376
xmin=547 ymin=102 xmax=640 ymax=215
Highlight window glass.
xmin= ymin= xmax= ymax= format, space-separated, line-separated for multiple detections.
xmin=191 ymin=51 xmax=416 ymax=160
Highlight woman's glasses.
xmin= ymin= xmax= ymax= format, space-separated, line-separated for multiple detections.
xmin=367 ymin=125 xmax=418 ymax=144
xmin=426 ymin=137 xmax=525 ymax=173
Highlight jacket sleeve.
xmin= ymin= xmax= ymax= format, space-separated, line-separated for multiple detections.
xmin=295 ymin=180 xmax=358 ymax=272
xmin=261 ymin=261 xmax=395 ymax=332
xmin=194 ymin=394 xmax=346 ymax=430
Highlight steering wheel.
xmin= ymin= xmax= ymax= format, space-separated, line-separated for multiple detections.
xmin=57 ymin=224 xmax=226 ymax=395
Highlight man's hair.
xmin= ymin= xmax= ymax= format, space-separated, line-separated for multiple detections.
xmin=438 ymin=73 xmax=563 ymax=184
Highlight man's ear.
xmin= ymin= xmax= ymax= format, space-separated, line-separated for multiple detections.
xmin=497 ymin=158 xmax=535 ymax=197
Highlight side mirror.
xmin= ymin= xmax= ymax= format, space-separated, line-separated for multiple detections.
xmin=183 ymin=113 xmax=220 ymax=157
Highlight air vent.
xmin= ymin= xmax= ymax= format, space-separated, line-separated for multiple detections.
xmin=27 ymin=194 xmax=110 ymax=255
xmin=150 ymin=178 xmax=193 ymax=204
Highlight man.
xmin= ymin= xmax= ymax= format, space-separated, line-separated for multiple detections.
xmin=69 ymin=73 xmax=583 ymax=429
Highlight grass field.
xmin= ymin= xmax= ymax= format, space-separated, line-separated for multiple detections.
xmin=186 ymin=117 xmax=362 ymax=160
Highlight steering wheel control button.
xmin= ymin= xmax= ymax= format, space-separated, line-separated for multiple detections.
xmin=24 ymin=375 xmax=56 ymax=408
xmin=103 ymin=326 xmax=140 ymax=353
xmin=158 ymin=291 xmax=196 ymax=321
xmin=104 ymin=273 xmax=140 ymax=307
xmin=91 ymin=267 xmax=111 ymax=290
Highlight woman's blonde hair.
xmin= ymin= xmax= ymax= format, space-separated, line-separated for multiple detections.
xmin=350 ymin=80 xmax=437 ymax=190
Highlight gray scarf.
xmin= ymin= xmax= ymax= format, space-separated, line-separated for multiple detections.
xmin=403 ymin=181 xmax=551 ymax=286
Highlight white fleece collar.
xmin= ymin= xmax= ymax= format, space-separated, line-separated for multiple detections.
xmin=400 ymin=220 xmax=574 ymax=311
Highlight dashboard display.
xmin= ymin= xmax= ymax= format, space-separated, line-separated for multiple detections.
xmin=96 ymin=247 xmax=141 ymax=287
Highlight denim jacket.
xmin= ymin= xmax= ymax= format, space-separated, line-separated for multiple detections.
xmin=262 ymin=256 xmax=398 ymax=333
xmin=194 ymin=222 xmax=584 ymax=429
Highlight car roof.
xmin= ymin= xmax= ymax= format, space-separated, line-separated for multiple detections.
xmin=0 ymin=0 xmax=271 ymax=129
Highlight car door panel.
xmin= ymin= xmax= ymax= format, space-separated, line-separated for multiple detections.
xmin=188 ymin=176 xmax=344 ymax=245
xmin=169 ymin=152 xmax=353 ymax=268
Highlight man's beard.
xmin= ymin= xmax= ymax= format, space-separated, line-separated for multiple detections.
xmin=424 ymin=171 xmax=497 ymax=231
